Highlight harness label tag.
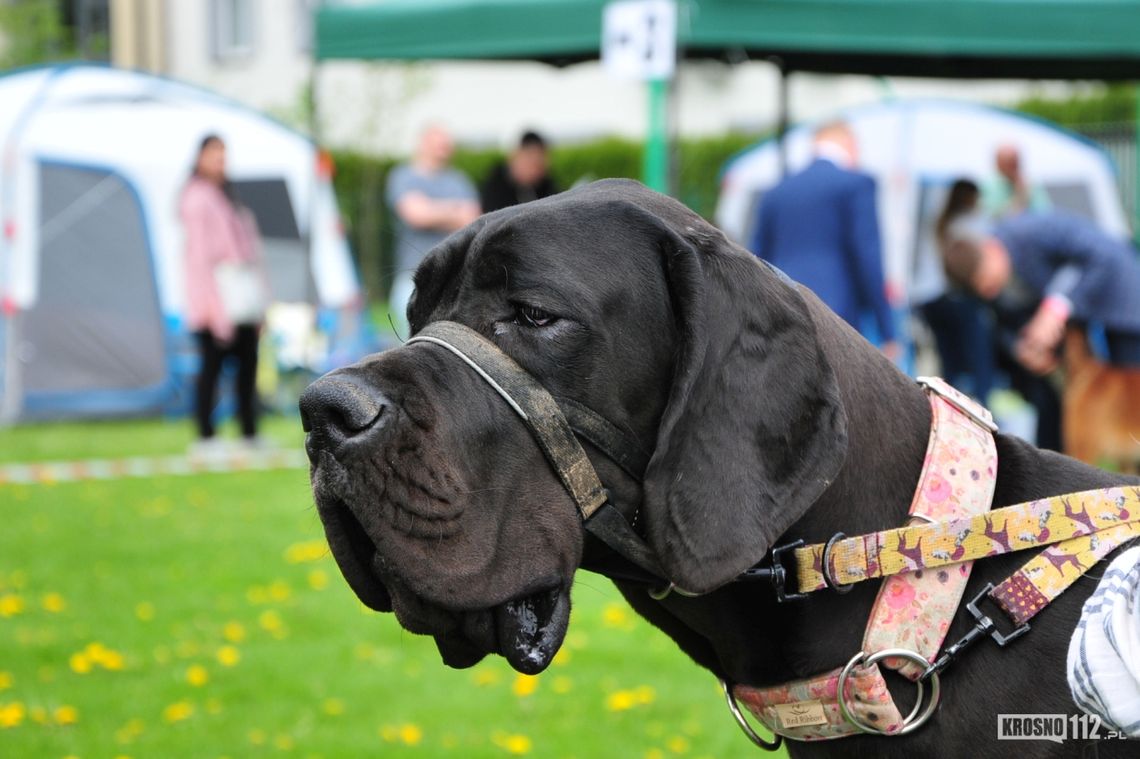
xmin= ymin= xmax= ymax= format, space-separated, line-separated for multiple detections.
xmin=774 ymin=700 xmax=828 ymax=728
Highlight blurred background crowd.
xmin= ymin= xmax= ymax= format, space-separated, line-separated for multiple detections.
xmin=2 ymin=1 xmax=1140 ymax=756
xmin=3 ymin=1 xmax=1139 ymax=465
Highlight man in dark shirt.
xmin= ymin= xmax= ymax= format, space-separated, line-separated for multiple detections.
xmin=481 ymin=131 xmax=558 ymax=213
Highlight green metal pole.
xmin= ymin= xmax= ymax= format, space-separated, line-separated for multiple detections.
xmin=643 ymin=77 xmax=669 ymax=193
xmin=1134 ymin=83 xmax=1140 ymax=243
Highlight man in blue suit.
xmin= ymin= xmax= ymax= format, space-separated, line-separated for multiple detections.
xmin=944 ymin=211 xmax=1140 ymax=374
xmin=749 ymin=121 xmax=898 ymax=359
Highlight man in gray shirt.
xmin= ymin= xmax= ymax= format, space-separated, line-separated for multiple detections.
xmin=386 ymin=125 xmax=480 ymax=334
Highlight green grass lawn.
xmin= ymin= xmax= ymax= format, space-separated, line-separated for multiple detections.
xmin=0 ymin=418 xmax=786 ymax=758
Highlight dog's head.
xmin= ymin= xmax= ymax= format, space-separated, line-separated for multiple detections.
xmin=301 ymin=179 xmax=847 ymax=674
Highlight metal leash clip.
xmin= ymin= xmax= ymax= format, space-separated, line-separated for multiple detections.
xmin=922 ymin=582 xmax=1031 ymax=680
xmin=737 ymin=539 xmax=807 ymax=603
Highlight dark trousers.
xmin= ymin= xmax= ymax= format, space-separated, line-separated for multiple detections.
xmin=195 ymin=325 xmax=259 ymax=439
xmin=1106 ymin=330 xmax=1140 ymax=368
xmin=918 ymin=292 xmax=996 ymax=402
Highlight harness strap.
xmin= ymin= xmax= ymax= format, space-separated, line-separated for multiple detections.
xmin=794 ymin=486 xmax=1140 ymax=595
xmin=991 ymin=520 xmax=1140 ymax=626
xmin=408 ymin=321 xmax=609 ymax=518
xmin=862 ymin=380 xmax=997 ymax=680
xmin=557 ymin=396 xmax=651 ymax=481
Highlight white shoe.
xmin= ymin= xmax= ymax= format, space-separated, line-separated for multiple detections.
xmin=189 ymin=437 xmax=230 ymax=460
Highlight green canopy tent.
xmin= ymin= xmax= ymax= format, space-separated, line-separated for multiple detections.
xmin=313 ymin=0 xmax=1140 ymax=199
xmin=317 ymin=0 xmax=1140 ymax=78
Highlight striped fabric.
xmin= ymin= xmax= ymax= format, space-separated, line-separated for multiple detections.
xmin=1067 ymin=546 xmax=1140 ymax=737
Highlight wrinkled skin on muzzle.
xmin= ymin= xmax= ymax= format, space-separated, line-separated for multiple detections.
xmin=301 ymin=344 xmax=586 ymax=673
xmin=300 ymin=179 xmax=836 ymax=679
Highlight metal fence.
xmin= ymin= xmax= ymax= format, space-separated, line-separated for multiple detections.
xmin=1075 ymin=122 xmax=1138 ymax=236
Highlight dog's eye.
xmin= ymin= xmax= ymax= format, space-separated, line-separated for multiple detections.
xmin=514 ymin=304 xmax=558 ymax=328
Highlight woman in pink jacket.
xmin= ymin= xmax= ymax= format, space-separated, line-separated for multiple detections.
xmin=181 ymin=135 xmax=268 ymax=452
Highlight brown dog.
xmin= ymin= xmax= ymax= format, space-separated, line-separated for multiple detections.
xmin=1063 ymin=326 xmax=1140 ymax=471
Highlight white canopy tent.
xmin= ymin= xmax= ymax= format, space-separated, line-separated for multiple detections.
xmin=716 ymin=99 xmax=1130 ymax=312
xmin=0 ymin=64 xmax=362 ymax=421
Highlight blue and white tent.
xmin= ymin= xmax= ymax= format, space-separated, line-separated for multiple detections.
xmin=0 ymin=64 xmax=363 ymax=422
xmin=716 ymin=99 xmax=1130 ymax=311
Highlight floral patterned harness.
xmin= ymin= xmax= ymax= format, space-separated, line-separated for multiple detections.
xmin=724 ymin=377 xmax=1140 ymax=746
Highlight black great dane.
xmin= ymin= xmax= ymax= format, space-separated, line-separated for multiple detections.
xmin=301 ymin=180 xmax=1135 ymax=757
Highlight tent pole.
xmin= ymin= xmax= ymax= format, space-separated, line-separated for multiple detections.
xmin=643 ymin=77 xmax=670 ymax=193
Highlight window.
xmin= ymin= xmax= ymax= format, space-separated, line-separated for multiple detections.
xmin=211 ymin=0 xmax=255 ymax=60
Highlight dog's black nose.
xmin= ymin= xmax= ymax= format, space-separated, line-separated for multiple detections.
xmin=300 ymin=375 xmax=389 ymax=456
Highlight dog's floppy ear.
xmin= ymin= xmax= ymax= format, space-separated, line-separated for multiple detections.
xmin=406 ymin=221 xmax=485 ymax=334
xmin=642 ymin=214 xmax=848 ymax=595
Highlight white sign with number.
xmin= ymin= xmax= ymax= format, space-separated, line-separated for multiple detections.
xmin=602 ymin=0 xmax=677 ymax=81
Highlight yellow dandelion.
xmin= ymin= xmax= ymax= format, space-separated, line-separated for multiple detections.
xmin=399 ymin=723 xmax=423 ymax=746
xmin=41 ymin=593 xmax=66 ymax=613
xmin=512 ymin=674 xmax=539 ymax=697
xmin=162 ymin=700 xmax=194 ymax=723
xmin=115 ymin=718 xmax=146 ymax=743
xmin=308 ymin=569 xmax=329 ymax=590
xmin=267 ymin=580 xmax=291 ymax=602
xmin=602 ymin=603 xmax=634 ymax=630
xmin=134 ymin=602 xmax=155 ymax=621
xmin=472 ymin=669 xmax=501 ymax=687
xmin=53 ymin=705 xmax=78 ymax=725
xmin=274 ymin=733 xmax=295 ymax=750
xmin=69 ymin=653 xmax=92 ymax=675
xmin=222 ymin=621 xmax=246 ymax=643
xmin=666 ymin=735 xmax=690 ymax=753
xmin=216 ymin=645 xmax=241 ymax=667
xmin=284 ymin=540 xmax=328 ymax=564
xmin=502 ymin=734 xmax=532 ymax=755
xmin=0 ymin=671 xmax=12 ymax=690
xmin=321 ymin=698 xmax=345 ymax=716
xmin=645 ymin=750 xmax=665 ymax=759
xmin=605 ymin=690 xmax=637 ymax=712
xmin=0 ymin=594 xmax=24 ymax=618
xmin=249 ymin=728 xmax=267 ymax=745
xmin=552 ymin=676 xmax=573 ymax=694
xmin=186 ymin=665 xmax=209 ymax=687
xmin=634 ymin=685 xmax=656 ymax=705
xmin=0 ymin=701 xmax=26 ymax=728
xmin=258 ymin=609 xmax=283 ymax=632
xmin=552 ymin=648 xmax=572 ymax=667
xmin=101 ymin=650 xmax=125 ymax=671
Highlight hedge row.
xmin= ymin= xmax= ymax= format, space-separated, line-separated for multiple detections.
xmin=329 ymin=132 xmax=761 ymax=301
xmin=1013 ymin=83 xmax=1136 ymax=128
